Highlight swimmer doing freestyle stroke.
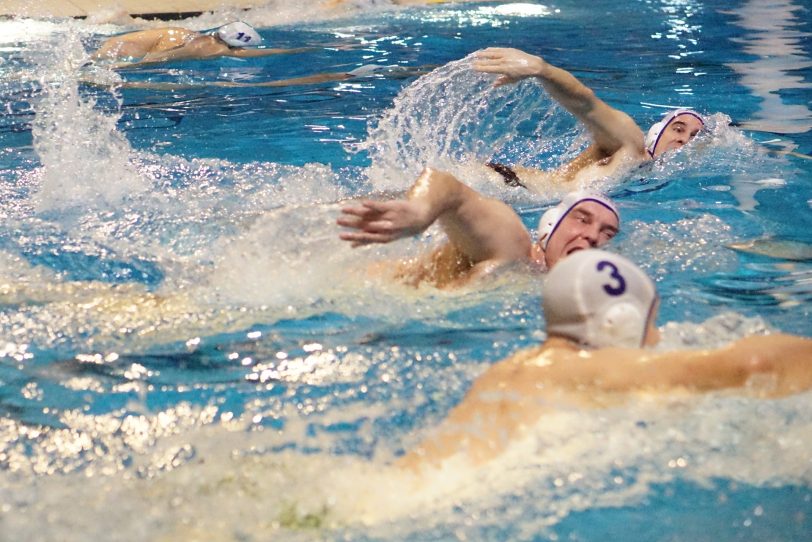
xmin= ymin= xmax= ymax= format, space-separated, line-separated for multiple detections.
xmin=472 ymin=48 xmax=706 ymax=192
xmin=338 ymin=44 xmax=709 ymax=285
xmin=338 ymin=168 xmax=619 ymax=287
xmin=93 ymin=21 xmax=310 ymax=67
xmin=397 ymin=249 xmax=812 ymax=469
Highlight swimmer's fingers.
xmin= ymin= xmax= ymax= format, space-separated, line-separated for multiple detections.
xmin=473 ymin=48 xmax=544 ymax=84
xmin=339 ymin=231 xmax=398 ymax=247
xmin=338 ymin=206 xmax=384 ymax=226
xmin=339 ymin=200 xmax=392 ymax=219
xmin=493 ymin=75 xmax=522 ymax=88
xmin=474 ymin=47 xmax=518 ymax=59
xmin=473 ymin=61 xmax=526 ymax=87
xmin=356 ymin=199 xmax=403 ymax=215
xmin=337 ymin=213 xmax=402 ymax=235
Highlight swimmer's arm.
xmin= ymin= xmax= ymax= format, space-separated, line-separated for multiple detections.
xmin=124 ymin=47 xmax=208 ymax=67
xmin=474 ymin=47 xmax=645 ymax=156
xmin=122 ymin=38 xmax=229 ymax=67
xmin=226 ymin=46 xmax=315 ymax=58
xmin=576 ymin=335 xmax=812 ymax=397
xmin=338 ymin=168 xmax=531 ymax=264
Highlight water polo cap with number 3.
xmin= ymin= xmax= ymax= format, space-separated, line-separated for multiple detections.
xmin=542 ymin=249 xmax=657 ymax=348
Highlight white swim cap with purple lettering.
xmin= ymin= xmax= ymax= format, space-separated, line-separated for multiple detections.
xmin=538 ymin=191 xmax=619 ymax=250
xmin=215 ymin=22 xmax=263 ymax=47
xmin=542 ymin=249 xmax=657 ymax=348
xmin=645 ymin=108 xmax=705 ymax=156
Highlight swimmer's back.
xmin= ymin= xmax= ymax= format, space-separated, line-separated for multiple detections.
xmin=96 ymin=27 xmax=199 ymax=60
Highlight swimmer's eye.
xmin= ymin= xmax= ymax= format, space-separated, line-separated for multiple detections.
xmin=599 ymin=226 xmax=617 ymax=242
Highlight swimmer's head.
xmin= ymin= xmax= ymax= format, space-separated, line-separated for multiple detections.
xmin=645 ymin=108 xmax=704 ymax=157
xmin=214 ymin=21 xmax=263 ymax=48
xmin=536 ymin=191 xmax=619 ymax=269
xmin=543 ymin=249 xmax=658 ymax=349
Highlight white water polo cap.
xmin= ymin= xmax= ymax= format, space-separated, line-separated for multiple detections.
xmin=645 ymin=108 xmax=705 ymax=156
xmin=538 ymin=191 xmax=619 ymax=250
xmin=542 ymin=249 xmax=657 ymax=349
xmin=215 ymin=22 xmax=263 ymax=47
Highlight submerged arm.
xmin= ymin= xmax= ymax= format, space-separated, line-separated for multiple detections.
xmin=227 ymin=46 xmax=315 ymax=58
xmin=473 ymin=47 xmax=645 ymax=156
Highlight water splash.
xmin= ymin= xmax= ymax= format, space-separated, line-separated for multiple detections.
xmin=358 ymin=55 xmax=574 ymax=191
xmin=27 ymin=27 xmax=146 ymax=212
xmin=1 ymin=361 xmax=809 ymax=541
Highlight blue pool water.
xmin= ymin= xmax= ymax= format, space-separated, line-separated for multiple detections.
xmin=1 ymin=1 xmax=811 ymax=540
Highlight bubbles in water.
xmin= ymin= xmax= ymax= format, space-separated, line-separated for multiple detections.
xmin=618 ymin=214 xmax=737 ymax=278
xmin=658 ymin=311 xmax=771 ymax=350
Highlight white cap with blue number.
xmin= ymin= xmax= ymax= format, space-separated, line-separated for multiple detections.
xmin=215 ymin=22 xmax=263 ymax=48
xmin=542 ymin=249 xmax=657 ymax=348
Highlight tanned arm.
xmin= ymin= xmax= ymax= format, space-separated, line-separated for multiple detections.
xmin=337 ymin=168 xmax=532 ymax=265
xmin=473 ymin=47 xmax=645 ymax=157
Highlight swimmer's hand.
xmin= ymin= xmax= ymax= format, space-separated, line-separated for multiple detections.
xmin=473 ymin=47 xmax=546 ymax=87
xmin=337 ymin=200 xmax=432 ymax=247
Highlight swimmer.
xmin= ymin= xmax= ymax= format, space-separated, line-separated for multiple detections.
xmin=473 ymin=47 xmax=706 ymax=192
xmin=338 ymin=168 xmax=619 ymax=287
xmin=398 ymin=249 xmax=812 ymax=468
xmin=93 ymin=22 xmax=309 ymax=67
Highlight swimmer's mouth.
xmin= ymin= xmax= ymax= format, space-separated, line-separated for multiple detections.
xmin=566 ymin=247 xmax=584 ymax=255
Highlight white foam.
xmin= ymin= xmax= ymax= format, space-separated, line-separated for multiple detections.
xmin=26 ymin=26 xmax=147 ymax=212
xmin=1 ymin=364 xmax=809 ymax=540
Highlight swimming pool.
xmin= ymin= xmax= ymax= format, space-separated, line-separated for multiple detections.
xmin=1 ymin=0 xmax=811 ymax=539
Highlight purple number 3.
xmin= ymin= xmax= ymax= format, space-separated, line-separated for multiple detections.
xmin=597 ymin=261 xmax=626 ymax=296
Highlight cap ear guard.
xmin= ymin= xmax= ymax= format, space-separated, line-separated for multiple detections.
xmin=592 ymin=302 xmax=646 ymax=348
xmin=542 ymin=249 xmax=656 ymax=349
xmin=537 ymin=206 xmax=563 ymax=250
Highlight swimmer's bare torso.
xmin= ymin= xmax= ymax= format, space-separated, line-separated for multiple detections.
xmin=492 ymin=144 xmax=648 ymax=191
xmin=94 ymin=28 xmax=204 ymax=60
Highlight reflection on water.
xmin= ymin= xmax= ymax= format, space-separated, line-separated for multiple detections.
xmin=2 ymin=2 xmax=812 ymax=540
xmin=727 ymin=0 xmax=812 ymax=134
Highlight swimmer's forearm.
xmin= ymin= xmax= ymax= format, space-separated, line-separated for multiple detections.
xmin=596 ymin=335 xmax=812 ymax=395
xmin=532 ymin=62 xmax=598 ymax=117
xmin=230 ymin=46 xmax=315 ymax=58
xmin=406 ymin=168 xmax=468 ymax=223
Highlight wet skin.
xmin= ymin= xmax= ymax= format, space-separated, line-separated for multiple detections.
xmin=652 ymin=114 xmax=704 ymax=156
xmin=540 ymin=201 xmax=619 ymax=268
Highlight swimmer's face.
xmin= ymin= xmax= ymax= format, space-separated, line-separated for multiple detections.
xmin=542 ymin=202 xmax=619 ymax=268
xmin=652 ymin=114 xmax=704 ymax=157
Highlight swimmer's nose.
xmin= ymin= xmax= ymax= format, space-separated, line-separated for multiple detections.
xmin=583 ymin=225 xmax=600 ymax=247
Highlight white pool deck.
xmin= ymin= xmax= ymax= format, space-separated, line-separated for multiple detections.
xmin=2 ymin=0 xmax=268 ymax=18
